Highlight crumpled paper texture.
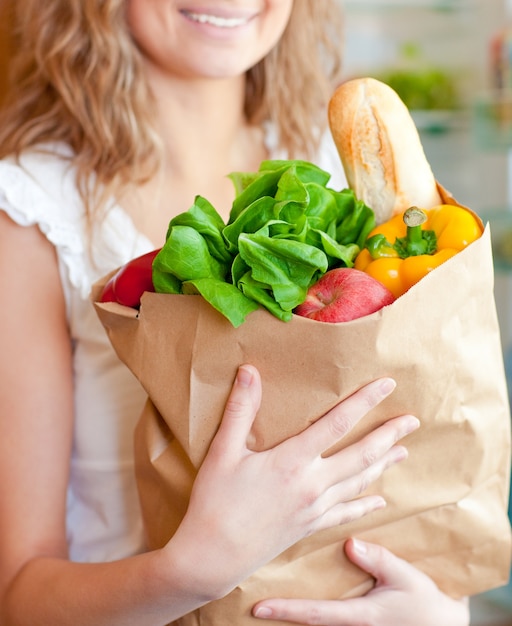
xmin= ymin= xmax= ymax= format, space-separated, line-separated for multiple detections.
xmin=93 ymin=194 xmax=512 ymax=626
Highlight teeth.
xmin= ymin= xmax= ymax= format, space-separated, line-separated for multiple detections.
xmin=184 ymin=11 xmax=249 ymax=28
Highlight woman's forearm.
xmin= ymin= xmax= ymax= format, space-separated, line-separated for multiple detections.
xmin=1 ymin=549 xmax=212 ymax=626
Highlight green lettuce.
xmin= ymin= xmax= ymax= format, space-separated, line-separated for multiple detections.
xmin=152 ymin=160 xmax=375 ymax=327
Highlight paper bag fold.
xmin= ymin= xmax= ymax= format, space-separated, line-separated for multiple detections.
xmin=93 ymin=210 xmax=512 ymax=625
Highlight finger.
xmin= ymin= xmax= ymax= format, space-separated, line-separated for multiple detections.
xmin=253 ymin=597 xmax=371 ymax=625
xmin=344 ymin=537 xmax=419 ymax=589
xmin=314 ymin=446 xmax=408 ymax=529
xmin=323 ymin=414 xmax=420 ymax=484
xmin=208 ymin=364 xmax=262 ymax=459
xmin=316 ymin=493 xmax=388 ymax=531
xmin=291 ymin=378 xmax=397 ymax=458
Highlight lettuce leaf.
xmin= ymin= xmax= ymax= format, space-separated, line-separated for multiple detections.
xmin=153 ymin=160 xmax=375 ymax=327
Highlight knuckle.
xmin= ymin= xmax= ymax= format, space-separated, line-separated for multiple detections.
xmin=356 ymin=473 xmax=371 ymax=495
xmin=357 ymin=462 xmax=384 ymax=495
xmin=302 ymin=487 xmax=318 ymax=509
xmin=361 ymin=445 xmax=379 ymax=470
xmin=300 ymin=485 xmax=320 ymax=510
xmin=223 ymin=396 xmax=247 ymax=419
xmin=337 ymin=502 xmax=362 ymax=526
xmin=304 ymin=607 xmax=324 ymax=625
xmin=362 ymin=386 xmax=383 ymax=412
xmin=274 ymin=461 xmax=321 ymax=511
xmin=275 ymin=457 xmax=302 ymax=485
xmin=327 ymin=412 xmax=352 ymax=441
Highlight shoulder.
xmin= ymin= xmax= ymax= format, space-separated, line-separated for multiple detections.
xmin=0 ymin=144 xmax=91 ymax=290
xmin=0 ymin=144 xmax=154 ymax=299
xmin=0 ymin=143 xmax=84 ymax=229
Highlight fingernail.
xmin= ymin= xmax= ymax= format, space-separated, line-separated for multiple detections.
xmin=379 ymin=378 xmax=396 ymax=395
xmin=237 ymin=365 xmax=253 ymax=388
xmin=404 ymin=416 xmax=420 ymax=435
xmin=374 ymin=496 xmax=387 ymax=510
xmin=254 ymin=607 xmax=273 ymax=619
xmin=352 ymin=538 xmax=368 ymax=555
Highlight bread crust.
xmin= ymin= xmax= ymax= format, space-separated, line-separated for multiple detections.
xmin=328 ymin=77 xmax=442 ymax=224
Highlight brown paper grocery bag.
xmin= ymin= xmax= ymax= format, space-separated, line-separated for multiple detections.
xmin=93 ymin=199 xmax=511 ymax=625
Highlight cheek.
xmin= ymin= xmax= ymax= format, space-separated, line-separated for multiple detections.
xmin=125 ymin=0 xmax=145 ymax=34
xmin=125 ymin=0 xmax=184 ymax=75
xmin=124 ymin=0 xmax=295 ymax=79
xmin=125 ymin=0 xmax=174 ymax=52
xmin=263 ymin=0 xmax=294 ymax=48
xmin=230 ymin=2 xmax=293 ymax=77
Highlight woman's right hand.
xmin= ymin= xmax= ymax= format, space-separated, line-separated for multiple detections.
xmin=166 ymin=364 xmax=419 ymax=601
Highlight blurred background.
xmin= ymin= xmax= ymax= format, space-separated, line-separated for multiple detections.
xmin=338 ymin=0 xmax=512 ymax=338
xmin=0 ymin=0 xmax=510 ymax=623
xmin=337 ymin=1 xmax=512 ymax=623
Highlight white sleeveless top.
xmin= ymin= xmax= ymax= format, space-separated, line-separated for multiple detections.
xmin=0 ymin=131 xmax=346 ymax=563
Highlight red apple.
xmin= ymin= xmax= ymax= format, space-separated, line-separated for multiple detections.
xmin=294 ymin=267 xmax=395 ymax=323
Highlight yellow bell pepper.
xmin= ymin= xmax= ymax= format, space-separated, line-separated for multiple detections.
xmin=354 ymin=205 xmax=483 ymax=298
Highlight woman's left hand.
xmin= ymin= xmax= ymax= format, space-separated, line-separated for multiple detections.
xmin=252 ymin=538 xmax=470 ymax=626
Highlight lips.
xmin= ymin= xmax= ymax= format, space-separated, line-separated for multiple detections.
xmin=180 ymin=9 xmax=256 ymax=28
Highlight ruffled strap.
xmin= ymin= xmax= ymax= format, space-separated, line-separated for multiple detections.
xmin=0 ymin=149 xmax=152 ymax=301
xmin=0 ymin=152 xmax=90 ymax=297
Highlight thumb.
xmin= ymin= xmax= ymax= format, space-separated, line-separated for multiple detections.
xmin=209 ymin=364 xmax=262 ymax=458
xmin=345 ymin=538 xmax=414 ymax=589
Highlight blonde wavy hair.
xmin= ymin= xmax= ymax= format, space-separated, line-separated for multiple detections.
xmin=0 ymin=0 xmax=344 ymax=216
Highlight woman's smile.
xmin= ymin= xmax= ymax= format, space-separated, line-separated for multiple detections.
xmin=127 ymin=0 xmax=293 ymax=79
xmin=180 ymin=9 xmax=257 ymax=28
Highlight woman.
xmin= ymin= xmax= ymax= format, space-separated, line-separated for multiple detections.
xmin=0 ymin=1 xmax=469 ymax=624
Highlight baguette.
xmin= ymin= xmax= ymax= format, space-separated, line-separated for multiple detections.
xmin=328 ymin=77 xmax=442 ymax=224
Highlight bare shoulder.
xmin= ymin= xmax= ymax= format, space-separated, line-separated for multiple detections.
xmin=0 ymin=207 xmax=60 ymax=273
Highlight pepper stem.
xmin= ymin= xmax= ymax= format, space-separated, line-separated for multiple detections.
xmin=392 ymin=206 xmax=436 ymax=258
xmin=402 ymin=206 xmax=429 ymax=255
xmin=403 ymin=206 xmax=428 ymax=228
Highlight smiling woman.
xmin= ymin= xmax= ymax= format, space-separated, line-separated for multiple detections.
xmin=0 ymin=1 xmax=472 ymax=625
xmin=128 ymin=0 xmax=292 ymax=72
xmin=126 ymin=0 xmax=294 ymax=79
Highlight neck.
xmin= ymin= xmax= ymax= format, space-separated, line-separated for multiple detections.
xmin=118 ymin=65 xmax=268 ymax=243
xmin=147 ymin=65 xmax=254 ymax=177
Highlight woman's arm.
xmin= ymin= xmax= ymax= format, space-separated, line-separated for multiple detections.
xmin=252 ymin=538 xmax=470 ymax=625
xmin=0 ymin=211 xmax=418 ymax=625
